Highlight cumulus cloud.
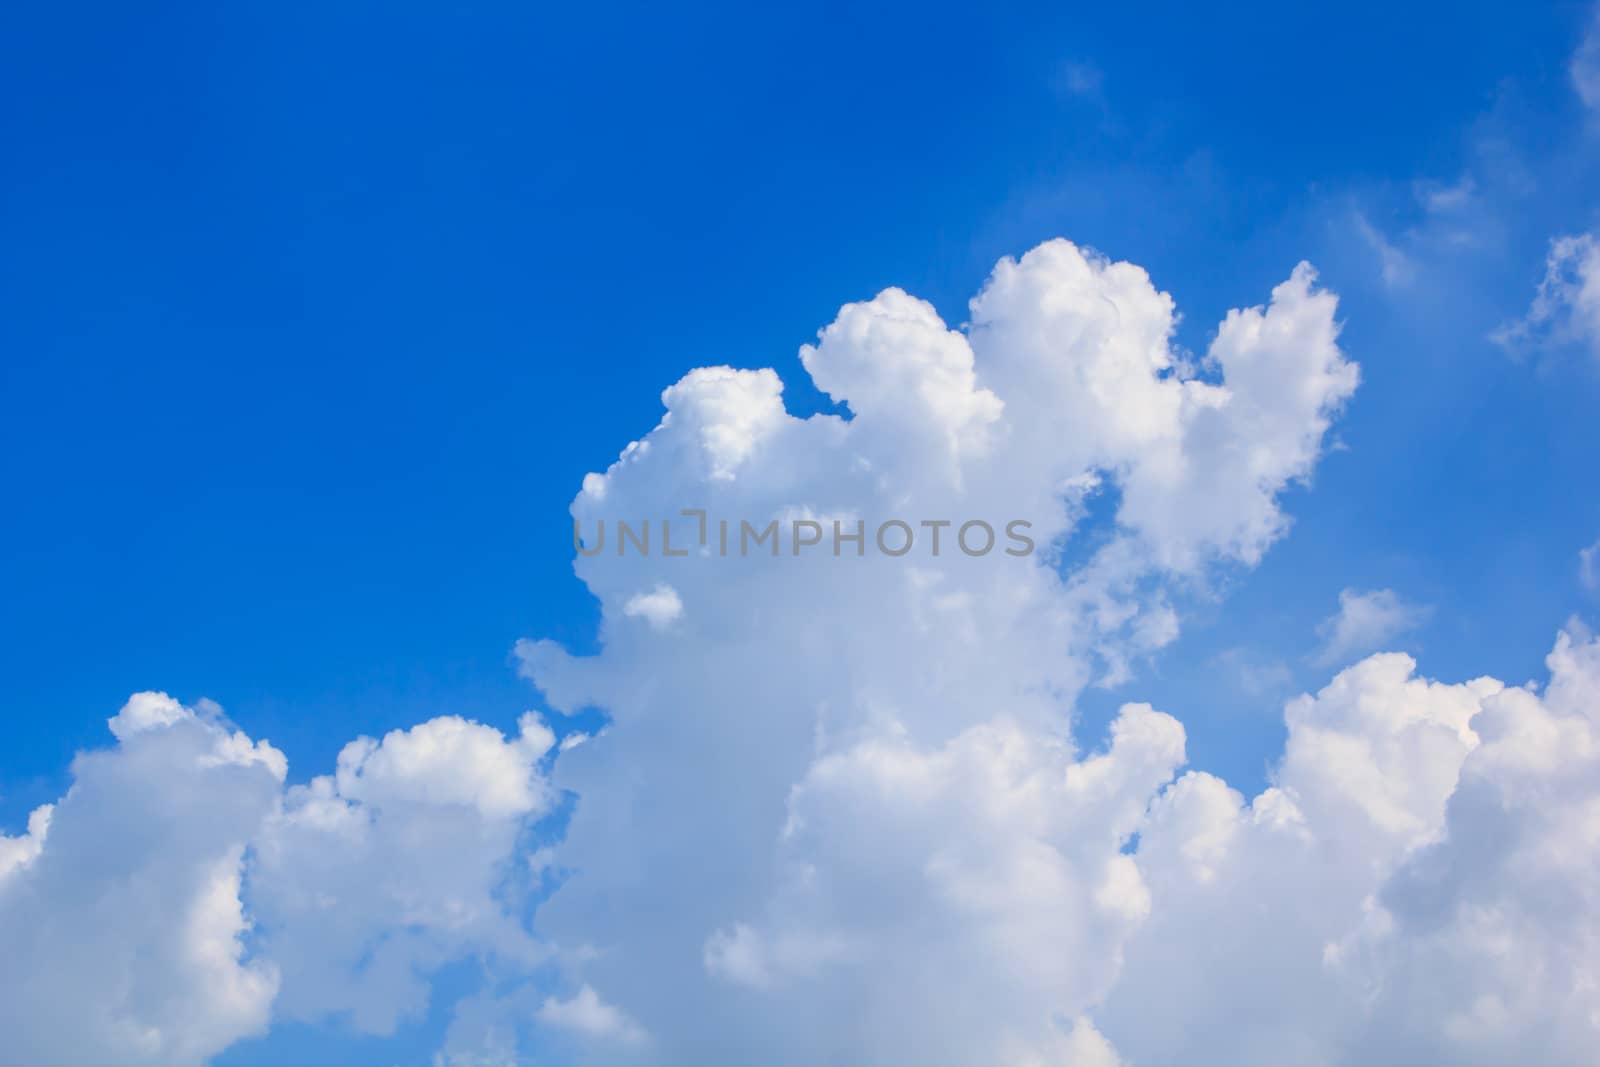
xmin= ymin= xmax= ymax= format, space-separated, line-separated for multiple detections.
xmin=0 ymin=694 xmax=559 ymax=1063
xmin=1337 ymin=625 xmax=1600 ymax=1065
xmin=247 ymin=713 xmax=556 ymax=1034
xmin=1314 ymin=587 xmax=1432 ymax=666
xmin=0 ymin=693 xmax=284 ymax=1066
xmin=14 ymin=236 xmax=1597 ymax=1067
xmin=514 ymin=239 xmax=1360 ymax=1064
xmin=1492 ymin=233 xmax=1600 ymax=360
xmin=0 ymin=803 xmax=50 ymax=884
xmin=1096 ymin=649 xmax=1502 ymax=1064
xmin=697 ymin=705 xmax=1181 ymax=1065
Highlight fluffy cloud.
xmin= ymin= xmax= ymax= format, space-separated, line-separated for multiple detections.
xmin=672 ymin=619 xmax=1600 ymax=1067
xmin=1314 ymin=587 xmax=1432 ymax=666
xmin=0 ymin=694 xmax=559 ymax=1064
xmin=0 ymin=694 xmax=283 ymax=1066
xmin=801 ymin=286 xmax=1004 ymax=483
xmin=0 ymin=802 xmax=50 ymax=884
xmin=537 ymin=986 xmax=648 ymax=1046
xmin=1095 ymin=632 xmax=1596 ymax=1067
xmin=1340 ymin=626 xmax=1600 ymax=1065
xmin=517 ymin=238 xmax=1596 ymax=1066
xmin=697 ymin=705 xmax=1180 ymax=1066
xmin=621 ymin=584 xmax=684 ymax=630
xmin=1105 ymin=623 xmax=1600 ymax=1067
xmin=246 ymin=713 xmax=557 ymax=1034
xmin=515 ymin=239 xmax=1360 ymax=1064
xmin=7 ymin=236 xmax=1595 ymax=1066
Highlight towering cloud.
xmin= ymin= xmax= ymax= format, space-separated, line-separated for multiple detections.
xmin=515 ymin=240 xmax=1361 ymax=1064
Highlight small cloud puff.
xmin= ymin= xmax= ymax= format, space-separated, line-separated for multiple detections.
xmin=623 ymin=583 xmax=684 ymax=630
xmin=1314 ymin=587 xmax=1432 ymax=666
xmin=537 ymin=985 xmax=647 ymax=1045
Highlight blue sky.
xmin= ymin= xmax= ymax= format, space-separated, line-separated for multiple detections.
xmin=5 ymin=0 xmax=1595 ymax=800
xmin=5 ymin=3 xmax=1600 ymax=1064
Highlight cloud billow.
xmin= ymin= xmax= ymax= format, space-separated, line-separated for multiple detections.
xmin=6 ymin=239 xmax=1597 ymax=1066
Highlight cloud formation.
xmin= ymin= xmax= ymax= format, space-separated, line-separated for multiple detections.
xmin=0 ymin=694 xmax=284 ymax=1066
xmin=1314 ymin=587 xmax=1432 ymax=666
xmin=0 ymin=695 xmax=559 ymax=1065
xmin=515 ymin=239 xmax=1363 ymax=1064
xmin=1493 ymin=232 xmax=1600 ymax=360
xmin=5 ymin=238 xmax=1597 ymax=1066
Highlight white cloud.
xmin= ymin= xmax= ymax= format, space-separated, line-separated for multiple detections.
xmin=1332 ymin=625 xmax=1600 ymax=1065
xmin=247 ymin=712 xmax=556 ymax=1035
xmin=1108 ymin=260 xmax=1359 ymax=570
xmin=0 ymin=695 xmax=284 ymax=1066
xmin=18 ymin=236 xmax=1599 ymax=1067
xmin=537 ymin=985 xmax=648 ymax=1045
xmin=108 ymin=689 xmax=193 ymax=738
xmin=1492 ymin=232 xmax=1600 ymax=360
xmin=1580 ymin=537 xmax=1600 ymax=591
xmin=0 ymin=695 xmax=559 ymax=1062
xmin=329 ymin=712 xmax=553 ymax=819
xmin=657 ymin=366 xmax=787 ymax=482
xmin=1090 ymin=623 xmax=1600 ymax=1067
xmin=514 ymin=239 xmax=1359 ymax=1064
xmin=801 ymin=286 xmax=1003 ymax=484
xmin=622 ymin=584 xmax=684 ymax=630
xmin=1573 ymin=6 xmax=1600 ymax=111
xmin=1314 ymin=587 xmax=1432 ymax=666
xmin=0 ymin=803 xmax=50 ymax=885
xmin=697 ymin=705 xmax=1181 ymax=1065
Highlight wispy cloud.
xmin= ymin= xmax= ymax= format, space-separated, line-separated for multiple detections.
xmin=1314 ymin=587 xmax=1431 ymax=666
xmin=1214 ymin=646 xmax=1295 ymax=698
xmin=1573 ymin=5 xmax=1600 ymax=111
xmin=1054 ymin=60 xmax=1104 ymax=99
xmin=1492 ymin=233 xmax=1600 ymax=361
xmin=1354 ymin=213 xmax=1417 ymax=289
